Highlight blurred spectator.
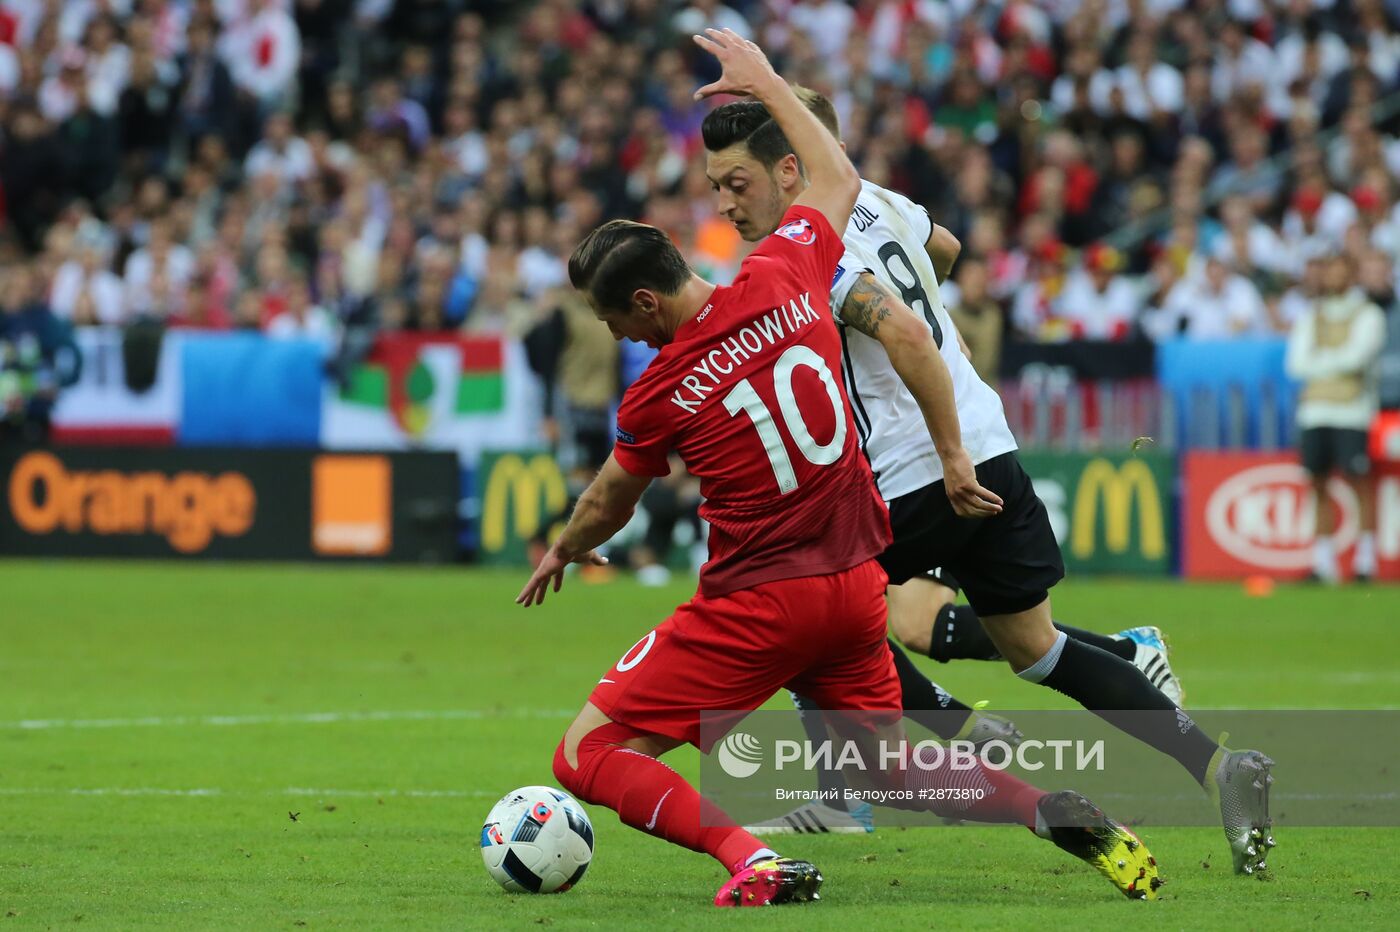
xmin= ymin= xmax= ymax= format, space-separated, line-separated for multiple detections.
xmin=1214 ymin=196 xmax=1291 ymax=280
xmin=525 ymin=288 xmax=620 ymax=474
xmin=1277 ymin=256 xmax=1329 ymax=330
xmin=51 ymin=229 xmax=126 ymax=325
xmin=674 ymin=1 xmax=751 ymax=41
xmin=1207 ymin=124 xmax=1281 ymax=216
xmin=266 ymin=272 xmax=337 ymax=350
xmin=1055 ymin=243 xmax=1141 ymax=340
xmin=1 ymin=266 xmax=76 ymax=445
xmin=947 ymin=257 xmax=1004 ymax=384
xmin=244 ymin=110 xmax=313 ymax=189
xmin=175 ymin=14 xmax=238 ymax=146
xmin=0 ymin=0 xmax=1394 ymax=442
xmin=631 ymin=458 xmax=703 ymax=587
xmin=123 ymin=219 xmax=194 ymax=320
xmin=118 ymin=45 xmax=179 ymax=178
xmin=1147 ymin=255 xmax=1268 ymax=340
xmin=169 ymin=273 xmax=234 ymax=330
xmin=2 ymin=105 xmax=66 ymax=251
xmin=1286 ymin=254 xmax=1387 ymax=583
xmin=1011 ymin=238 xmax=1069 ymax=340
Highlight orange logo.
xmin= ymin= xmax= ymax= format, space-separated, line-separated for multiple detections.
xmin=312 ymin=455 xmax=392 ymax=555
xmin=7 ymin=451 xmax=255 ymax=553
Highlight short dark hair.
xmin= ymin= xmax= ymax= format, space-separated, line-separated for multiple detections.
xmin=701 ymin=100 xmax=795 ymax=169
xmin=568 ymin=220 xmax=690 ymax=312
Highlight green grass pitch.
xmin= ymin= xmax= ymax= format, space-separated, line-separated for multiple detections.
xmin=2 ymin=561 xmax=1397 ymax=929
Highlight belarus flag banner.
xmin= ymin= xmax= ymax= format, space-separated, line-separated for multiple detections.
xmin=321 ymin=333 xmax=542 ymax=466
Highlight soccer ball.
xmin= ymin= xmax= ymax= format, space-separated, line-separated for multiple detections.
xmin=480 ymin=785 xmax=594 ymax=893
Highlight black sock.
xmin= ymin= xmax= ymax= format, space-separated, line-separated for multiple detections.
xmin=888 ymin=639 xmax=973 ymax=740
xmin=1034 ymin=638 xmax=1217 ymax=785
xmin=928 ymin=604 xmax=1000 ymax=662
xmin=931 ymin=601 xmax=1136 ymax=665
xmin=791 ymin=692 xmax=849 ymax=809
xmin=1054 ymin=623 xmax=1136 ymax=660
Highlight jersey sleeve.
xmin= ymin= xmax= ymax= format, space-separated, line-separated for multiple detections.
xmin=611 ymin=382 xmax=674 ymax=478
xmin=829 ymin=254 xmax=871 ymax=325
xmin=880 ymin=186 xmax=934 ymax=249
xmin=743 ymin=205 xmax=847 ymax=301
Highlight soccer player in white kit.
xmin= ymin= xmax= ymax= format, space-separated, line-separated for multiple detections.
xmin=701 ymin=89 xmax=1275 ymax=875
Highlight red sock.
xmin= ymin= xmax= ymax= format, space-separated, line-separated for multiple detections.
xmin=553 ymin=723 xmax=765 ymax=875
xmin=900 ymin=745 xmax=1045 ymax=828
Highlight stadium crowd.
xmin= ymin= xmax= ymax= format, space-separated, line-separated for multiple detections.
xmin=3 ymin=0 xmax=1400 ymax=429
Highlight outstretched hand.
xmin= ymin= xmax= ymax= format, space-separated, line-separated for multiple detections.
xmin=516 ymin=544 xmax=609 ymax=608
xmin=692 ymin=28 xmax=780 ymax=100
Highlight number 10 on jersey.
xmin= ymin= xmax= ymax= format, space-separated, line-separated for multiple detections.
xmin=722 ymin=345 xmax=847 ymax=494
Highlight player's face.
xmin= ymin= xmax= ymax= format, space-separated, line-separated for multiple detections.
xmin=705 ymin=145 xmax=790 ymax=243
xmin=587 ymin=291 xmax=666 ymax=348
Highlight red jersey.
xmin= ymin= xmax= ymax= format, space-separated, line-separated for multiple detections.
xmin=612 ymin=206 xmax=891 ymax=597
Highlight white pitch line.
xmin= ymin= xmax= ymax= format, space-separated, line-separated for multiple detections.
xmin=0 ymin=708 xmax=576 ymax=731
xmin=0 ymin=786 xmax=501 ymax=799
xmin=4 ymin=706 xmax=1396 ymax=732
xmin=1 ymin=787 xmax=1394 ymax=807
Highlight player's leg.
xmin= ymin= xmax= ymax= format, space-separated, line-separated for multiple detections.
xmin=955 ymin=452 xmax=1273 ymax=874
xmin=747 ymin=640 xmax=1023 ymax=838
xmin=742 ymin=692 xmax=876 ymax=834
xmin=886 ymin=572 xmax=959 ymax=655
xmin=979 ymin=595 xmax=1218 ymax=778
xmin=907 ymin=569 xmax=1182 ymax=703
xmin=553 ymin=602 xmax=825 ymax=906
xmin=786 ymin=566 xmax=1044 ymax=833
xmin=1311 ymin=471 xmax=1339 ymax=581
xmin=797 ymin=584 xmax=1161 ymax=900
xmin=554 ymin=701 xmax=770 ymax=873
xmin=1303 ymin=428 xmax=1341 ymax=582
xmin=882 ymin=489 xmax=1181 ymax=702
xmin=1341 ymin=429 xmax=1377 ymax=581
xmin=977 ymin=597 xmax=1273 ymax=875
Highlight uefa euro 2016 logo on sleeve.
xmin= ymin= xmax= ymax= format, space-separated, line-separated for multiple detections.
xmin=775 ymin=218 xmax=817 ymax=245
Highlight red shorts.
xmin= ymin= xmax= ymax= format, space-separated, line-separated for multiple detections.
xmin=588 ymin=559 xmax=900 ymax=751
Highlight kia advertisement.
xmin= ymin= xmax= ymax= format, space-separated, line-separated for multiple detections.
xmin=1183 ymin=452 xmax=1400 ymax=580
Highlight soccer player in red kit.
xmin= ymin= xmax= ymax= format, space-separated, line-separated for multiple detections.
xmin=518 ymin=29 xmax=1160 ymax=907
xmin=518 ymin=31 xmax=890 ymax=905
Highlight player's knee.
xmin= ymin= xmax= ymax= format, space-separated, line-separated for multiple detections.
xmin=888 ymin=607 xmax=931 ymax=654
xmin=887 ymin=582 xmax=950 ymax=654
xmin=981 ymin=613 xmax=1056 ymax=671
xmin=555 ymin=721 xmax=642 ymax=802
xmin=553 ymin=736 xmax=584 ymax=798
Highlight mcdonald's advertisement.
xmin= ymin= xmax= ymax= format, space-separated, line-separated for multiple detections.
xmin=475 ymin=451 xmax=569 ymax=565
xmin=1018 ymin=451 xmax=1175 ymax=576
xmin=0 ymin=447 xmax=458 ymax=562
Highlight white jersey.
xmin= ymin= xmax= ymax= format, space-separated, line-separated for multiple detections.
xmin=829 ymin=179 xmax=1018 ymax=501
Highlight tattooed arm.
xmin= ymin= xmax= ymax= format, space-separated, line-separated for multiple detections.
xmin=841 ymin=272 xmax=1002 ymax=518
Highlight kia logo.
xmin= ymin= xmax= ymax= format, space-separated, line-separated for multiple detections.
xmin=1205 ymin=463 xmax=1358 ymax=570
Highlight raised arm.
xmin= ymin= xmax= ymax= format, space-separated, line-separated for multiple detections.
xmin=842 ymin=272 xmax=1002 ymax=518
xmin=694 ymin=28 xmax=859 ymax=236
xmin=517 ymin=454 xmax=651 ymax=607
